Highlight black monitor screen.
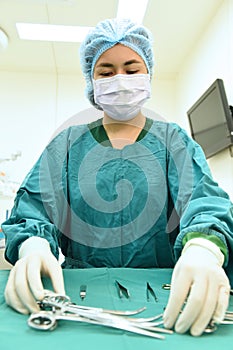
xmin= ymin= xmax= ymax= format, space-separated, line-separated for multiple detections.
xmin=187 ymin=79 xmax=233 ymax=158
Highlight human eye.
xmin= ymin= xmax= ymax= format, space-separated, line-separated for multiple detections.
xmin=124 ymin=60 xmax=147 ymax=75
xmin=100 ymin=71 xmax=113 ymax=77
xmin=126 ymin=69 xmax=139 ymax=74
xmin=94 ymin=68 xmax=114 ymax=78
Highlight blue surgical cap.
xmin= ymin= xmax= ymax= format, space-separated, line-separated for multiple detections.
xmin=79 ymin=18 xmax=154 ymax=109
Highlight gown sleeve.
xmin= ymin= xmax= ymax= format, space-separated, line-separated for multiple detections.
xmin=1 ymin=127 xmax=72 ymax=265
xmin=166 ymin=123 xmax=233 ymax=269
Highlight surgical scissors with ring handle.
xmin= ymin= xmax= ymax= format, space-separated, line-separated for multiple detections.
xmin=28 ymin=291 xmax=173 ymax=339
xmin=37 ymin=291 xmax=145 ymax=315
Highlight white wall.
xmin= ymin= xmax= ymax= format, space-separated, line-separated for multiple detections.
xmin=148 ymin=77 xmax=176 ymax=122
xmin=176 ymin=0 xmax=233 ymax=200
xmin=0 ymin=71 xmax=87 ymax=220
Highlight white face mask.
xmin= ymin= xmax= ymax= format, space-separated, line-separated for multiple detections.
xmin=93 ymin=74 xmax=151 ymax=121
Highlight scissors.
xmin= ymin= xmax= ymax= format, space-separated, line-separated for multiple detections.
xmin=28 ymin=291 xmax=173 ymax=339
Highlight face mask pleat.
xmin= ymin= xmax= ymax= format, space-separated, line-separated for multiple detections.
xmin=93 ymin=74 xmax=151 ymax=121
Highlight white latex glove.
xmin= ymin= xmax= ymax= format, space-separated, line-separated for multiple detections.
xmin=4 ymin=236 xmax=65 ymax=314
xmin=163 ymin=238 xmax=231 ymax=336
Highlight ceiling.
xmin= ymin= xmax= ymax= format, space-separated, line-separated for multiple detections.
xmin=0 ymin=0 xmax=224 ymax=79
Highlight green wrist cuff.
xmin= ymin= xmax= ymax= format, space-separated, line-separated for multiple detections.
xmin=182 ymin=232 xmax=228 ymax=262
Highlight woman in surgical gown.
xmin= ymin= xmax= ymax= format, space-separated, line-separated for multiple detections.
xmin=2 ymin=18 xmax=233 ymax=337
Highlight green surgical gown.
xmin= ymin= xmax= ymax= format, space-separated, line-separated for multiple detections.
xmin=2 ymin=118 xmax=233 ymax=279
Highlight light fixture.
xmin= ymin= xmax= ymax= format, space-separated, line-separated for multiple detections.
xmin=16 ymin=23 xmax=93 ymax=42
xmin=16 ymin=0 xmax=149 ymax=43
xmin=0 ymin=27 xmax=9 ymax=51
xmin=117 ymin=0 xmax=149 ymax=23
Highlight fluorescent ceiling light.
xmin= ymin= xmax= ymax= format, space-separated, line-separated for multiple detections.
xmin=16 ymin=0 xmax=149 ymax=43
xmin=117 ymin=0 xmax=148 ymax=23
xmin=16 ymin=23 xmax=93 ymax=42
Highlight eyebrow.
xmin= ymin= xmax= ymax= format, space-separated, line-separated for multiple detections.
xmin=124 ymin=59 xmax=142 ymax=66
xmin=95 ymin=59 xmax=143 ymax=69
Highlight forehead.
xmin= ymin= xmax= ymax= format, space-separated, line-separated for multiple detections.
xmin=95 ymin=44 xmax=145 ymax=67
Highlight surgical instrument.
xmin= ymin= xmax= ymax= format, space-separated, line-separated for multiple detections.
xmin=37 ymin=292 xmax=144 ymax=316
xmin=28 ymin=309 xmax=172 ymax=339
xmin=146 ymin=282 xmax=158 ymax=302
xmin=162 ymin=283 xmax=171 ymax=290
xmin=204 ymin=311 xmax=233 ymax=333
xmin=79 ymin=285 xmax=87 ymax=300
xmin=162 ymin=284 xmax=233 ymax=296
xmin=115 ymin=280 xmax=130 ymax=299
xmin=28 ymin=292 xmax=173 ymax=339
xmin=161 ymin=284 xmax=233 ymax=334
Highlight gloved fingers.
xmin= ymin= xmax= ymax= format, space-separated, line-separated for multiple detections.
xmin=175 ymin=271 xmax=230 ymax=336
xmin=14 ymin=257 xmax=42 ymax=314
xmin=183 ymin=277 xmax=217 ymax=336
xmin=212 ymin=284 xmax=230 ymax=323
xmin=26 ymin=254 xmax=65 ymax=303
xmin=41 ymin=254 xmax=65 ymax=295
xmin=163 ymin=267 xmax=192 ymax=329
xmin=174 ymin=274 xmax=208 ymax=334
xmin=26 ymin=255 xmax=50 ymax=301
xmin=189 ymin=275 xmax=229 ymax=336
xmin=5 ymin=252 xmax=65 ymax=316
xmin=4 ymin=263 xmax=36 ymax=314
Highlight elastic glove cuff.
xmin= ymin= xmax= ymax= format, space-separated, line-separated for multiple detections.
xmin=19 ymin=236 xmax=51 ymax=259
xmin=182 ymin=237 xmax=224 ymax=266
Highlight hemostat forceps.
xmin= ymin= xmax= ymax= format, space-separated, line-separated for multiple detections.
xmin=28 ymin=292 xmax=173 ymax=339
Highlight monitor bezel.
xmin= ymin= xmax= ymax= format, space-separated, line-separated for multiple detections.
xmin=187 ymin=78 xmax=233 ymax=158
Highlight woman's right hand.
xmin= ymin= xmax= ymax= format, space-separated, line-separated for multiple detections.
xmin=4 ymin=236 xmax=65 ymax=314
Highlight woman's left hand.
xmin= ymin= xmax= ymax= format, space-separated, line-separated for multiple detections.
xmin=163 ymin=244 xmax=231 ymax=336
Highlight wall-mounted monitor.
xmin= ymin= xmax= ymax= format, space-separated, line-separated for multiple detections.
xmin=187 ymin=79 xmax=233 ymax=158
